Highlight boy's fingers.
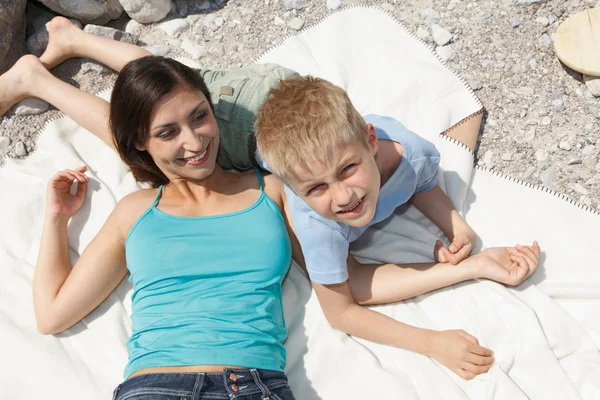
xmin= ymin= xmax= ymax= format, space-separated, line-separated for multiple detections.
xmin=470 ymin=343 xmax=493 ymax=356
xmin=466 ymin=353 xmax=494 ymax=366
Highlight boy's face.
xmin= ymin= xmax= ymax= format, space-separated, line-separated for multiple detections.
xmin=287 ymin=125 xmax=381 ymax=227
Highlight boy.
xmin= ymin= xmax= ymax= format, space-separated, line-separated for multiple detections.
xmin=255 ymin=76 xmax=540 ymax=380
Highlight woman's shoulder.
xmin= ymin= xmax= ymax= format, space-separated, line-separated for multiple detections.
xmin=112 ymin=188 xmax=160 ymax=235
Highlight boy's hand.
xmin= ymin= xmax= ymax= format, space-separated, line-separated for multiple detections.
xmin=435 ymin=231 xmax=476 ymax=265
xmin=425 ymin=329 xmax=494 ymax=380
xmin=468 ymin=242 xmax=541 ymax=286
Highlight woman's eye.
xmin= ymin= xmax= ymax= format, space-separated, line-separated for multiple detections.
xmin=157 ymin=130 xmax=176 ymax=140
xmin=193 ymin=112 xmax=207 ymax=122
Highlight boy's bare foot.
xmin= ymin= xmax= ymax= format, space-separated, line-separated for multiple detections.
xmin=39 ymin=17 xmax=81 ymax=70
xmin=0 ymin=55 xmax=48 ymax=117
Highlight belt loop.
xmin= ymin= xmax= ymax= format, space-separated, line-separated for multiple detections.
xmin=249 ymin=369 xmax=271 ymax=399
xmin=191 ymin=373 xmax=206 ymax=399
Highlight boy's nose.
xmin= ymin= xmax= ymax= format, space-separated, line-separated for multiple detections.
xmin=331 ymin=182 xmax=354 ymax=208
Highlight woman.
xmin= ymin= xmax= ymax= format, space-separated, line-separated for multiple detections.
xmin=18 ymin=18 xmax=299 ymax=400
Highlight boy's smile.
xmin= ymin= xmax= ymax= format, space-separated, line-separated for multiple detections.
xmin=287 ymin=126 xmax=382 ymax=227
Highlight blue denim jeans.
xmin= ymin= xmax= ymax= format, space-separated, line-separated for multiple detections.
xmin=112 ymin=368 xmax=296 ymax=400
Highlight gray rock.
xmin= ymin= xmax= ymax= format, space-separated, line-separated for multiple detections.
xmin=195 ymin=1 xmax=212 ymax=11
xmin=468 ymin=81 xmax=483 ymax=91
xmin=566 ymin=155 xmax=582 ymax=165
xmin=84 ymin=25 xmax=137 ymax=44
xmin=158 ymin=18 xmax=190 ymax=36
xmin=589 ymin=106 xmax=600 ymax=119
xmin=421 ymin=8 xmax=441 ymax=26
xmin=175 ymin=0 xmax=189 ymax=16
xmin=431 ymin=24 xmax=453 ymax=46
xmin=540 ymin=116 xmax=551 ymax=126
xmin=572 ymin=183 xmax=589 ymax=195
xmin=501 ymin=152 xmax=513 ymax=161
xmin=582 ymin=145 xmax=595 ymax=156
xmin=552 ymin=7 xmax=565 ymax=18
xmin=14 ymin=98 xmax=50 ymax=115
xmin=288 ymin=17 xmax=305 ymax=30
xmin=535 ymin=149 xmax=548 ymax=161
xmin=144 ymin=44 xmax=172 ymax=56
xmin=535 ymin=17 xmax=549 ymax=26
xmin=552 ymin=99 xmax=564 ymax=112
xmin=583 ymin=75 xmax=600 ymax=97
xmin=517 ymin=0 xmax=549 ymax=4
xmin=181 ymin=39 xmax=205 ymax=59
xmin=509 ymin=17 xmax=522 ymax=28
xmin=120 ymin=0 xmax=171 ymax=24
xmin=539 ymin=166 xmax=557 ymax=187
xmin=15 ymin=141 xmax=27 ymax=157
xmin=548 ymin=14 xmax=558 ymax=25
xmin=538 ymin=34 xmax=552 ymax=48
xmin=26 ymin=27 xmax=50 ymax=57
xmin=529 ymin=58 xmax=538 ymax=69
xmin=280 ymin=0 xmax=309 ymax=10
xmin=559 ymin=141 xmax=572 ymax=151
xmin=326 ymin=0 xmax=343 ymax=10
xmin=0 ymin=136 xmax=11 ymax=149
xmin=37 ymin=0 xmax=122 ymax=24
xmin=436 ymin=45 xmax=454 ymax=62
xmin=0 ymin=0 xmax=27 ymax=74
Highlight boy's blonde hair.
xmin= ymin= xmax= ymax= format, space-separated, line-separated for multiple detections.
xmin=255 ymin=76 xmax=367 ymax=181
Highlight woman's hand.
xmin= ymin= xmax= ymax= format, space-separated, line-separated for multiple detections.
xmin=468 ymin=242 xmax=541 ymax=286
xmin=425 ymin=329 xmax=494 ymax=380
xmin=46 ymin=166 xmax=90 ymax=218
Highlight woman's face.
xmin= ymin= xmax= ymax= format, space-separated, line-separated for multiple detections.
xmin=138 ymin=85 xmax=220 ymax=182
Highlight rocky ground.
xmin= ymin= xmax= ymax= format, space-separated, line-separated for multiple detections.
xmin=1 ymin=0 xmax=599 ymax=212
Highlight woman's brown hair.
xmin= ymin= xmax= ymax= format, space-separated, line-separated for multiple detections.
xmin=110 ymin=56 xmax=214 ymax=187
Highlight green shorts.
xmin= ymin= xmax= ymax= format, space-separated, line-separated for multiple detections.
xmin=199 ymin=64 xmax=299 ymax=171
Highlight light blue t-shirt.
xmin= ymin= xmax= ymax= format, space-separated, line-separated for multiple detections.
xmin=258 ymin=114 xmax=440 ymax=285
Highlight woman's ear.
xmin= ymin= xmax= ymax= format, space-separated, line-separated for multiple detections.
xmin=135 ymin=143 xmax=146 ymax=152
xmin=366 ymin=123 xmax=378 ymax=155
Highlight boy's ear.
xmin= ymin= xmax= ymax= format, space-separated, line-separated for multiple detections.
xmin=366 ymin=123 xmax=378 ymax=155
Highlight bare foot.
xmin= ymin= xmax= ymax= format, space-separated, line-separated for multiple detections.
xmin=0 ymin=55 xmax=49 ymax=117
xmin=39 ymin=17 xmax=82 ymax=70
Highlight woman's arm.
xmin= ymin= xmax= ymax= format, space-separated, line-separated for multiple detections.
xmin=33 ymin=167 xmax=134 ymax=334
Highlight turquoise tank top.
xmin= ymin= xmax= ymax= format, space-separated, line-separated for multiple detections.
xmin=123 ymin=169 xmax=292 ymax=379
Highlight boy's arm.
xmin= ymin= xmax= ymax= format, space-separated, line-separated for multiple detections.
xmin=313 ymin=281 xmax=494 ymax=380
xmin=410 ymin=184 xmax=476 ymax=264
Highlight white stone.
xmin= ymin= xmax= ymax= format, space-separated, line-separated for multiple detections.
xmin=436 ymin=45 xmax=454 ymax=62
xmin=535 ymin=149 xmax=548 ymax=161
xmin=416 ymin=26 xmax=430 ymax=40
xmin=583 ymin=75 xmax=600 ymax=97
xmin=15 ymin=142 xmax=27 ymax=157
xmin=274 ymin=16 xmax=285 ymax=25
xmin=14 ymin=98 xmax=50 ymax=115
xmin=0 ymin=136 xmax=11 ymax=149
xmin=125 ymin=19 xmax=142 ymax=35
xmin=144 ymin=44 xmax=172 ymax=56
xmin=538 ymin=34 xmax=552 ymax=48
xmin=559 ymin=141 xmax=572 ymax=151
xmin=288 ymin=17 xmax=305 ymax=30
xmin=582 ymin=145 xmax=595 ymax=156
xmin=381 ymin=3 xmax=394 ymax=11
xmin=181 ymin=39 xmax=206 ymax=59
xmin=535 ymin=16 xmax=549 ymax=26
xmin=214 ymin=16 xmax=225 ymax=27
xmin=120 ymin=0 xmax=171 ymax=23
xmin=158 ymin=18 xmax=190 ymax=36
xmin=484 ymin=151 xmax=495 ymax=169
xmin=280 ymin=0 xmax=309 ymax=10
xmin=572 ymin=183 xmax=589 ymax=195
xmin=524 ymin=127 xmax=536 ymax=141
xmin=421 ymin=8 xmax=440 ymax=26
xmin=509 ymin=17 xmax=521 ymax=28
xmin=431 ymin=24 xmax=452 ymax=46
xmin=540 ymin=116 xmax=551 ymax=126
xmin=80 ymin=61 xmax=109 ymax=74
xmin=501 ymin=152 xmax=513 ymax=161
xmin=566 ymin=155 xmax=582 ymax=165
xmin=539 ymin=166 xmax=557 ymax=187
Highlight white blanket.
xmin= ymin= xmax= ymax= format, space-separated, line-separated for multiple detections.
xmin=1 ymin=6 xmax=598 ymax=399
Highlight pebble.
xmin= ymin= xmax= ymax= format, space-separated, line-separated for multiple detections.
xmin=540 ymin=116 xmax=551 ymax=126
xmin=559 ymin=141 xmax=572 ymax=151
xmin=15 ymin=142 xmax=27 ymax=157
xmin=158 ymin=19 xmax=190 ymax=36
xmin=583 ymin=75 xmax=600 ymax=97
xmin=468 ymin=81 xmax=483 ymax=91
xmin=80 ymin=61 xmax=109 ymax=74
xmin=501 ymin=152 xmax=513 ymax=161
xmin=566 ymin=155 xmax=582 ymax=165
xmin=181 ymin=39 xmax=206 ymax=59
xmin=125 ymin=19 xmax=142 ymax=35
xmin=380 ymin=3 xmax=394 ymax=12
xmin=535 ymin=149 xmax=548 ymax=161
xmin=539 ymin=165 xmax=557 ymax=187
xmin=326 ymin=0 xmax=343 ymax=10
xmin=524 ymin=127 xmax=536 ymax=141
xmin=416 ymin=26 xmax=430 ymax=40
xmin=538 ymin=34 xmax=552 ymax=48
xmin=214 ymin=17 xmax=225 ymax=28
xmin=14 ymin=98 xmax=50 ymax=116
xmin=280 ymin=0 xmax=309 ymax=10
xmin=83 ymin=25 xmax=137 ymax=44
xmin=535 ymin=17 xmax=549 ymax=27
xmin=552 ymin=99 xmax=564 ymax=112
xmin=431 ymin=24 xmax=453 ymax=46
xmin=436 ymin=45 xmax=454 ymax=62
xmin=288 ymin=17 xmax=305 ymax=30
xmin=0 ymin=137 xmax=10 ymax=149
xmin=421 ymin=8 xmax=441 ymax=26
xmin=589 ymin=106 xmax=600 ymax=119
xmin=509 ymin=17 xmax=522 ymax=28
xmin=582 ymin=145 xmax=595 ymax=156
xmin=209 ymin=44 xmax=225 ymax=57
xmin=518 ymin=0 xmax=550 ymax=4
xmin=144 ymin=44 xmax=172 ymax=56
xmin=572 ymin=183 xmax=589 ymax=195
xmin=484 ymin=150 xmax=495 ymax=169
xmin=552 ymin=7 xmax=565 ymax=18
xmin=528 ymin=58 xmax=538 ymax=70
xmin=274 ymin=16 xmax=285 ymax=25
xmin=204 ymin=15 xmax=219 ymax=31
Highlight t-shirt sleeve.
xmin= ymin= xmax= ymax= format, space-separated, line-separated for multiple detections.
xmin=285 ymin=186 xmax=350 ymax=285
xmin=412 ymin=137 xmax=441 ymax=193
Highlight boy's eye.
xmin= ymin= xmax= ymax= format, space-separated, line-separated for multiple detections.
xmin=342 ymin=163 xmax=357 ymax=174
xmin=306 ymin=184 xmax=325 ymax=196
